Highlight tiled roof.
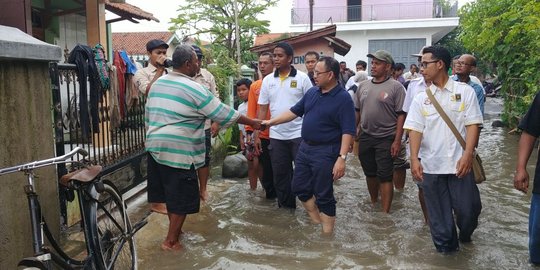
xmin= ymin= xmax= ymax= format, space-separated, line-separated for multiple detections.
xmin=253 ymin=33 xmax=291 ymax=46
xmin=250 ymin=25 xmax=351 ymax=56
xmin=112 ymin=32 xmax=174 ymax=55
xmin=105 ymin=0 xmax=159 ymax=22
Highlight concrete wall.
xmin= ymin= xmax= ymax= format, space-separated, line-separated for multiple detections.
xmin=290 ymin=39 xmax=335 ymax=72
xmin=0 ymin=25 xmax=62 ymax=268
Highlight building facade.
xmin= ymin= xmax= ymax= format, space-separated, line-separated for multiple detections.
xmin=290 ymin=0 xmax=459 ymax=69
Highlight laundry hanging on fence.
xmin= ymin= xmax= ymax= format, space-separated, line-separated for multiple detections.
xmin=68 ymin=44 xmax=103 ymax=138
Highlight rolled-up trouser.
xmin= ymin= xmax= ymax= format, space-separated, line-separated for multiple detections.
xmin=269 ymin=138 xmax=302 ymax=208
xmin=421 ymin=172 xmax=482 ymax=252
xmin=292 ymin=141 xmax=340 ymax=216
xmin=260 ymin=138 xmax=276 ymax=199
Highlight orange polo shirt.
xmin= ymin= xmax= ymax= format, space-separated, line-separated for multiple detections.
xmin=245 ymin=79 xmax=270 ymax=139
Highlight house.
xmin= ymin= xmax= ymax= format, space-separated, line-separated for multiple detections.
xmin=289 ymin=0 xmax=459 ymax=69
xmin=250 ymin=24 xmax=351 ymax=73
xmin=0 ymin=0 xmax=159 ymax=60
xmin=112 ymin=31 xmax=182 ymax=65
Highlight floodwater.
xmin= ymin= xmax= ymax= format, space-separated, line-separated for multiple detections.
xmin=132 ymin=98 xmax=538 ymax=269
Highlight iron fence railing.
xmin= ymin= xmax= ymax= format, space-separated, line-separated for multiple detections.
xmin=291 ymin=1 xmax=458 ymax=24
xmin=50 ymin=62 xmax=146 ymax=224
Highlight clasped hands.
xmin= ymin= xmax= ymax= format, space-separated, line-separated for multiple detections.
xmin=250 ymin=119 xmax=268 ymax=131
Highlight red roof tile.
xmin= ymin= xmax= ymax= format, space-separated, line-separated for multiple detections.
xmin=112 ymin=32 xmax=174 ymax=55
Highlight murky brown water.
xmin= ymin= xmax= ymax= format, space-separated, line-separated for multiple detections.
xmin=131 ymin=98 xmax=539 ymax=269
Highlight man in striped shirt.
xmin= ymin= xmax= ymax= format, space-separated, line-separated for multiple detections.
xmin=145 ymin=45 xmax=263 ymax=251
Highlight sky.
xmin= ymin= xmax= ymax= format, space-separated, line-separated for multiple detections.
xmin=109 ymin=0 xmax=474 ymax=34
xmin=108 ymin=0 xmax=293 ymax=34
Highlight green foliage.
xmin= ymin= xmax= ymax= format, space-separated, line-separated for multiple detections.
xmin=459 ymin=0 xmax=540 ymax=128
xmin=169 ymin=0 xmax=277 ymax=63
xmin=213 ymin=126 xmax=241 ymax=161
xmin=435 ymin=27 xmax=467 ymax=60
xmin=206 ymin=48 xmax=238 ymax=101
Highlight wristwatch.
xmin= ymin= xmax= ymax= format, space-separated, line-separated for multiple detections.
xmin=339 ymin=154 xmax=347 ymax=161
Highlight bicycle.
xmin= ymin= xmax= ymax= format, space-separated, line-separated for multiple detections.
xmin=0 ymin=147 xmax=147 ymax=269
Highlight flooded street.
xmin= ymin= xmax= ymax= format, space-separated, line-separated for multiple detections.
xmin=133 ymin=97 xmax=538 ymax=269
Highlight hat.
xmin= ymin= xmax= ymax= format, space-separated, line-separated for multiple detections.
xmin=367 ymin=50 xmax=394 ymax=65
xmin=146 ymin=39 xmax=168 ymax=52
xmin=191 ymin=45 xmax=204 ymax=58
xmin=411 ymin=46 xmax=428 ymax=57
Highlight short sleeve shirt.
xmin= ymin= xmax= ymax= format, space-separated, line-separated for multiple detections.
xmin=258 ymin=66 xmax=312 ymax=140
xmin=354 ymin=78 xmax=406 ymax=138
xmin=518 ymin=92 xmax=540 ymax=194
xmin=403 ymin=79 xmax=483 ymax=174
xmin=193 ymin=68 xmax=219 ymax=130
xmin=290 ymin=85 xmax=356 ymax=144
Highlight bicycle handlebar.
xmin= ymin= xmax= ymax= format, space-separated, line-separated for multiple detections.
xmin=0 ymin=147 xmax=88 ymax=175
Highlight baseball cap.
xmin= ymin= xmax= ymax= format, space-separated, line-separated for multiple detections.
xmin=146 ymin=39 xmax=168 ymax=52
xmin=191 ymin=45 xmax=204 ymax=58
xmin=367 ymin=50 xmax=394 ymax=65
xmin=411 ymin=46 xmax=428 ymax=57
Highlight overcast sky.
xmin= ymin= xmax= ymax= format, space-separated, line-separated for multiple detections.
xmin=108 ymin=0 xmax=293 ymax=33
xmin=108 ymin=0 xmax=473 ymax=34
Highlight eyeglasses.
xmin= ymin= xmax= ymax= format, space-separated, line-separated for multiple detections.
xmin=313 ymin=70 xmax=331 ymax=76
xmin=419 ymin=60 xmax=439 ymax=69
xmin=455 ymin=61 xmax=473 ymax=67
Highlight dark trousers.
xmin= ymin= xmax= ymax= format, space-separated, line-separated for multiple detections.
xmin=269 ymin=138 xmax=302 ymax=208
xmin=260 ymin=138 xmax=276 ymax=199
xmin=422 ymin=173 xmax=482 ymax=252
xmin=530 ymin=193 xmax=540 ymax=264
xmin=292 ymin=142 xmax=339 ymax=216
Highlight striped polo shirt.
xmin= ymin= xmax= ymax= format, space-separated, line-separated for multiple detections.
xmin=145 ymin=71 xmax=240 ymax=169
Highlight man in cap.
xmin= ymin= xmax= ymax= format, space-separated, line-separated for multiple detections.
xmin=402 ymin=45 xmax=431 ymax=224
xmin=258 ymin=42 xmax=312 ymax=209
xmin=354 ymin=50 xmax=406 ymax=213
xmin=191 ymin=45 xmax=219 ymax=202
xmin=134 ymin=39 xmax=169 ymax=97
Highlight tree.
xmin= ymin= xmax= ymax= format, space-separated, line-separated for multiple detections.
xmin=459 ymin=0 xmax=540 ymax=128
xmin=169 ymin=0 xmax=277 ymax=64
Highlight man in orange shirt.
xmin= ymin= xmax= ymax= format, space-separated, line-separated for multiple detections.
xmin=246 ymin=52 xmax=277 ymax=199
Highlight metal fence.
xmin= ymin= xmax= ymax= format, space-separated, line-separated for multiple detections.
xmin=49 ymin=62 xmax=146 ymax=224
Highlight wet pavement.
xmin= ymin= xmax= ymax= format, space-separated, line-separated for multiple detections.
xmin=130 ymin=97 xmax=538 ymax=269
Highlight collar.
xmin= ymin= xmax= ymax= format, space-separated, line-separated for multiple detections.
xmin=169 ymin=70 xmax=195 ymax=80
xmin=430 ymin=77 xmax=455 ymax=94
xmin=273 ymin=65 xmax=297 ymax=77
xmin=147 ymin=62 xmax=158 ymax=73
xmin=319 ymin=83 xmax=342 ymax=96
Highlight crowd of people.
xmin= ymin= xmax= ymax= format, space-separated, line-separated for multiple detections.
xmin=137 ymin=39 xmax=540 ymax=265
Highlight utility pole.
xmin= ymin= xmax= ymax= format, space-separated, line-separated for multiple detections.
xmin=309 ymin=0 xmax=314 ymax=31
xmin=233 ymin=0 xmax=242 ymax=75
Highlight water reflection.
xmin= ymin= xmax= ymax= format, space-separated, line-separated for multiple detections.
xmin=134 ymin=98 xmax=537 ymax=269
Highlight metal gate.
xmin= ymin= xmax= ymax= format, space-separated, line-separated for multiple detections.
xmin=49 ymin=62 xmax=147 ymax=225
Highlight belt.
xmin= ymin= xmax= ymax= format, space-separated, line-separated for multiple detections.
xmin=303 ymin=140 xmax=338 ymax=146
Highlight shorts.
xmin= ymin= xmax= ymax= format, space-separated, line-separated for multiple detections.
xmin=358 ymin=133 xmax=394 ymax=183
xmin=147 ymin=153 xmax=200 ymax=215
xmin=203 ymin=128 xmax=211 ymax=167
xmin=393 ymin=138 xmax=410 ymax=170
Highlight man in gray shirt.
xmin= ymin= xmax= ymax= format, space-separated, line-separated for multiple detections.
xmin=354 ymin=50 xmax=406 ymax=213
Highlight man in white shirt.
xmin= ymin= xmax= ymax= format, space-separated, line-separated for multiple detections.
xmin=404 ymin=45 xmax=483 ymax=253
xmin=258 ymin=42 xmax=312 ymax=208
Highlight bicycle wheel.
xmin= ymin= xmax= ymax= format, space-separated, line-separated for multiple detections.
xmin=92 ymin=180 xmax=137 ymax=270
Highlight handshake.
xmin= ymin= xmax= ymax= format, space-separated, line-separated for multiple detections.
xmin=249 ymin=119 xmax=270 ymax=131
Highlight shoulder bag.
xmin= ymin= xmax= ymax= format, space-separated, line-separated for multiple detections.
xmin=425 ymin=88 xmax=486 ymax=184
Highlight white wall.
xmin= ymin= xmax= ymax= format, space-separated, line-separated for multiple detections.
xmin=334 ymin=27 xmax=432 ymax=67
